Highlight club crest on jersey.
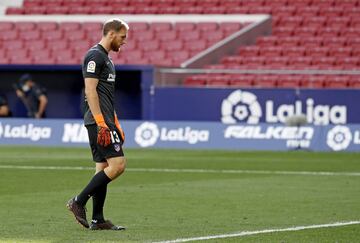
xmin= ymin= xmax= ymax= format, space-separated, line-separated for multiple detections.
xmin=114 ymin=144 xmax=121 ymax=152
xmin=87 ymin=61 xmax=96 ymax=73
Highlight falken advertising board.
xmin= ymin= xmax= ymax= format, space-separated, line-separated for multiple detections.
xmin=0 ymin=118 xmax=359 ymax=152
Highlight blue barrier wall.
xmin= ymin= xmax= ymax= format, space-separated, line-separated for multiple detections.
xmin=0 ymin=65 xmax=153 ymax=120
xmin=149 ymin=87 xmax=359 ymax=125
xmin=1 ymin=118 xmax=359 ymax=152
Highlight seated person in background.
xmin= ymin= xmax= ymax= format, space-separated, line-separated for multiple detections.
xmin=0 ymin=94 xmax=12 ymax=117
xmin=14 ymin=74 xmax=48 ymax=118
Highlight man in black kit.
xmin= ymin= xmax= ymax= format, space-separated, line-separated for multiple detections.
xmin=67 ymin=18 xmax=128 ymax=230
xmin=14 ymin=74 xmax=47 ymax=118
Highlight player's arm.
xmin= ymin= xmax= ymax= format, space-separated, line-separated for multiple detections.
xmin=85 ymin=78 xmax=111 ymax=146
xmin=35 ymin=94 xmax=48 ymax=118
xmin=0 ymin=105 xmax=9 ymax=116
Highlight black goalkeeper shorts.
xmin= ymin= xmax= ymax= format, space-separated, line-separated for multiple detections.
xmin=86 ymin=124 xmax=124 ymax=163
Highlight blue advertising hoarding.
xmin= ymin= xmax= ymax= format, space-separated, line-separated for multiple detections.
xmin=149 ymin=88 xmax=358 ymax=125
xmin=0 ymin=118 xmax=359 ymax=152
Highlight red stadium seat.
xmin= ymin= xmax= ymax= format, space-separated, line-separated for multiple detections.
xmin=238 ymin=46 xmax=260 ymax=56
xmin=296 ymin=6 xmax=319 ymax=17
xmin=229 ymin=74 xmax=255 ymax=87
xmin=221 ymin=56 xmax=244 ymax=65
xmin=259 ymin=46 xmax=282 ymax=57
xmin=158 ymin=6 xmax=181 ymax=14
xmin=15 ymin=21 xmax=36 ymax=31
xmin=181 ymin=31 xmax=200 ymax=42
xmin=150 ymin=22 xmax=172 ymax=32
xmin=282 ymin=46 xmax=306 ymax=57
xmin=329 ymin=47 xmax=353 ymax=58
xmin=254 ymin=75 xmax=278 ymax=88
xmin=42 ymin=30 xmax=63 ymax=41
xmin=82 ymin=22 xmax=102 ymax=32
xmin=280 ymin=37 xmax=301 ymax=47
xmin=46 ymin=6 xmax=69 ymax=14
xmin=184 ymin=40 xmax=207 ymax=52
xmin=303 ymin=76 xmax=326 ymax=89
xmin=48 ymin=40 xmax=69 ymax=52
xmin=140 ymin=40 xmax=159 ymax=52
xmin=305 ymin=47 xmax=329 ymax=57
xmin=197 ymin=22 xmax=219 ymax=32
xmin=207 ymin=75 xmax=230 ymax=87
xmin=219 ymin=22 xmax=243 ymax=35
xmin=37 ymin=22 xmax=58 ymax=31
xmin=326 ymin=76 xmax=350 ymax=88
xmin=312 ymin=57 xmax=336 ymax=66
xmin=27 ymin=40 xmax=46 ymax=51
xmin=24 ymin=6 xmax=47 ymax=14
xmin=0 ymin=30 xmax=18 ymax=41
xmin=256 ymin=36 xmax=278 ymax=47
xmin=156 ymin=31 xmax=177 ymax=42
xmin=279 ymin=16 xmax=303 ymax=28
xmin=0 ymin=22 xmax=14 ymax=31
xmin=59 ymin=22 xmax=81 ymax=31
xmin=174 ymin=22 xmax=196 ymax=32
xmin=277 ymin=75 xmax=302 ymax=88
xmin=299 ymin=36 xmax=324 ymax=48
xmin=265 ymin=56 xmax=289 ymax=66
xmin=6 ymin=7 xmax=24 ymax=15
xmin=183 ymin=75 xmax=207 ymax=87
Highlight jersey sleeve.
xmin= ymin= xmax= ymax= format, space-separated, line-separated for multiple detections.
xmin=82 ymin=50 xmax=104 ymax=79
xmin=0 ymin=95 xmax=7 ymax=106
xmin=33 ymin=85 xmax=46 ymax=99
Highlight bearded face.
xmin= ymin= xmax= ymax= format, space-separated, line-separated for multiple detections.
xmin=110 ymin=28 xmax=128 ymax=52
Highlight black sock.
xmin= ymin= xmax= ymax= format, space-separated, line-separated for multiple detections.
xmin=75 ymin=170 xmax=111 ymax=206
xmin=92 ymin=184 xmax=107 ymax=223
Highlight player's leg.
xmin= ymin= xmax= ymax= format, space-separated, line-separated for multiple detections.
xmin=90 ymin=156 xmax=126 ymax=230
xmin=92 ymin=162 xmax=109 ymax=224
xmin=104 ymin=156 xmax=126 ymax=179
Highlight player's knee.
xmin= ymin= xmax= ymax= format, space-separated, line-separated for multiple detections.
xmin=113 ymin=157 xmax=126 ymax=176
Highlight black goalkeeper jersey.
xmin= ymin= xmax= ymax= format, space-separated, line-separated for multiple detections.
xmin=82 ymin=44 xmax=116 ymax=126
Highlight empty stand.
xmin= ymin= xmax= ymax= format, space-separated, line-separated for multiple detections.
xmin=0 ymin=21 xmax=243 ymax=65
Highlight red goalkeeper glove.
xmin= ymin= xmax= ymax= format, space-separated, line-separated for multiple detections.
xmin=94 ymin=114 xmax=111 ymax=147
xmin=115 ymin=113 xmax=125 ymax=144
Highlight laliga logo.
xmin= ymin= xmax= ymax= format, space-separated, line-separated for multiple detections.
xmin=135 ymin=122 xmax=160 ymax=147
xmin=326 ymin=125 xmax=352 ymax=151
xmin=221 ymin=90 xmax=262 ymax=124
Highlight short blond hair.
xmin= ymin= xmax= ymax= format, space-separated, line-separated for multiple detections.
xmin=102 ymin=18 xmax=129 ymax=36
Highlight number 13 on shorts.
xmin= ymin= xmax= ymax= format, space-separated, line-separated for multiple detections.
xmin=110 ymin=130 xmax=121 ymax=144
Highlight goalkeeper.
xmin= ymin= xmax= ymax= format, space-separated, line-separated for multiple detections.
xmin=67 ymin=19 xmax=128 ymax=231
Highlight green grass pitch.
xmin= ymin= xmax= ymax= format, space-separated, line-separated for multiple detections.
xmin=0 ymin=146 xmax=360 ymax=242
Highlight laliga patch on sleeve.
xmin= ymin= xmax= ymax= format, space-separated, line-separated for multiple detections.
xmin=87 ymin=61 xmax=96 ymax=73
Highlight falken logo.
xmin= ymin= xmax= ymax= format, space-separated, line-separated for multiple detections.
xmin=0 ymin=123 xmax=51 ymax=141
xmin=135 ymin=122 xmax=209 ymax=148
xmin=221 ymin=90 xmax=262 ymax=124
xmin=326 ymin=125 xmax=352 ymax=151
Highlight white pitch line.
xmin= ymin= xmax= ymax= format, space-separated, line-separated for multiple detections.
xmin=152 ymin=221 xmax=360 ymax=243
xmin=1 ymin=165 xmax=360 ymax=177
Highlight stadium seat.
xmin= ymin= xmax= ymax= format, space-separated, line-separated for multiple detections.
xmin=326 ymin=76 xmax=350 ymax=89
xmin=183 ymin=75 xmax=208 ymax=87
xmin=254 ymin=75 xmax=278 ymax=88
xmin=277 ymin=75 xmax=302 ymax=88
xmin=229 ymin=74 xmax=255 ymax=87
